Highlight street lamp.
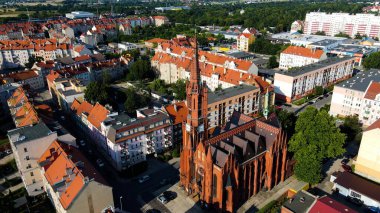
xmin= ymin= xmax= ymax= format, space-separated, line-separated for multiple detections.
xmin=120 ymin=196 xmax=123 ymax=212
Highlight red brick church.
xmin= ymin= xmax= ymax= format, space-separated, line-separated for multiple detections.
xmin=179 ymin=38 xmax=290 ymax=212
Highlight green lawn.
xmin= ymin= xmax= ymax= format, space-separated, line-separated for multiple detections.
xmin=0 ymin=138 xmax=9 ymax=146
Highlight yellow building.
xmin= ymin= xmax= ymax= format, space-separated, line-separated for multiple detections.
xmin=355 ymin=118 xmax=380 ymax=183
xmin=237 ymin=33 xmax=256 ymax=52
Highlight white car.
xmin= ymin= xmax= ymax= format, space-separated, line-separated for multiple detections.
xmin=157 ymin=194 xmax=168 ymax=204
xmin=138 ymin=175 xmax=150 ymax=183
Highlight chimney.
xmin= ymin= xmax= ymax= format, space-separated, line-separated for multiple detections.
xmin=240 ymin=72 xmax=243 ymax=78
xmin=224 ymin=68 xmax=227 ymax=75
xmin=173 ymin=104 xmax=177 ymax=112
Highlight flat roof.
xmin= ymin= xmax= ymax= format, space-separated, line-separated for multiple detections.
xmin=283 ymin=190 xmax=317 ymax=213
xmin=226 ymin=51 xmax=255 ymax=59
xmin=336 ymin=69 xmax=380 ymax=92
xmin=334 ymin=171 xmax=380 ymax=202
xmin=8 ymin=122 xmax=53 ymax=144
xmin=208 ymin=84 xmax=258 ymax=104
xmin=277 ymin=56 xmax=353 ymax=77
xmin=310 ymin=39 xmax=341 ymax=47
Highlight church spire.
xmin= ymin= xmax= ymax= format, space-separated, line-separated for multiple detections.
xmin=190 ymin=29 xmax=201 ymax=84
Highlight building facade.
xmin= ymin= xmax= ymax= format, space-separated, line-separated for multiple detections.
xmin=279 ymin=46 xmax=327 ymax=70
xmin=180 ymin=38 xmax=289 ymax=212
xmin=236 ymin=33 xmax=255 ymax=52
xmin=329 ymin=69 xmax=380 ymax=126
xmin=355 ymin=119 xmax=380 ymax=183
xmin=7 ymin=122 xmax=57 ymax=196
xmin=274 ymin=57 xmax=355 ymax=103
xmin=304 ymin=12 xmax=380 ymax=38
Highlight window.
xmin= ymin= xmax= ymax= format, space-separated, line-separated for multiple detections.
xmin=212 ymin=174 xmax=218 ymax=198
xmin=350 ymin=191 xmax=361 ymax=199
xmin=26 ymin=156 xmax=30 ymax=160
xmin=30 ymin=172 xmax=34 ymax=177
xmin=32 ymin=179 xmax=36 ymax=184
xmin=24 ymin=147 xmax=28 ymax=152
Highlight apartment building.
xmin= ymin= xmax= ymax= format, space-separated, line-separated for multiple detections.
xmin=274 ymin=57 xmax=355 ymax=103
xmin=360 ymin=81 xmax=380 ymax=126
xmin=4 ymin=70 xmax=45 ymax=90
xmin=152 ymin=41 xmax=258 ymax=87
xmin=151 ymin=16 xmax=170 ymax=27
xmin=70 ymin=100 xmax=173 ymax=171
xmin=329 ymin=69 xmax=380 ymax=122
xmin=8 ymin=122 xmax=57 ymax=196
xmin=39 ymin=140 xmax=114 ymax=213
xmin=207 ymin=84 xmax=260 ymax=129
xmin=290 ymin=20 xmax=304 ymax=33
xmin=355 ymin=119 xmax=380 ymax=183
xmin=163 ymin=101 xmax=188 ymax=145
xmin=0 ymin=82 xmax=21 ymax=112
xmin=0 ymin=39 xmax=72 ymax=69
xmin=279 ymin=46 xmax=327 ymax=70
xmin=236 ymin=33 xmax=255 ymax=52
xmin=46 ymin=71 xmax=86 ymax=111
xmin=304 ymin=12 xmax=380 ymax=38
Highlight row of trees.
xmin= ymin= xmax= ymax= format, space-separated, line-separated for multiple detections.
xmin=148 ymin=79 xmax=187 ymax=100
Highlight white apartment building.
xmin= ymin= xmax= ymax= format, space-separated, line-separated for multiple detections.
xmin=330 ymin=70 xmax=380 ymax=125
xmin=304 ymin=12 xmax=380 ymax=38
xmin=7 ymin=122 xmax=57 ymax=196
xmin=6 ymin=70 xmax=45 ymax=90
xmin=274 ymin=57 xmax=355 ymax=103
xmin=70 ymin=101 xmax=173 ymax=171
xmin=279 ymin=46 xmax=327 ymax=70
xmin=236 ymin=33 xmax=255 ymax=52
xmin=361 ymin=81 xmax=380 ymax=127
xmin=0 ymin=39 xmax=72 ymax=69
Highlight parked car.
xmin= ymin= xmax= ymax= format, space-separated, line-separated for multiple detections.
xmin=60 ymin=116 xmax=65 ymax=120
xmin=138 ymin=175 xmax=150 ymax=183
xmin=4 ymin=149 xmax=12 ymax=155
xmin=342 ymin=164 xmax=352 ymax=172
xmin=79 ymin=140 xmax=86 ymax=147
xmin=367 ymin=206 xmax=380 ymax=213
xmin=163 ymin=191 xmax=176 ymax=200
xmin=318 ymin=96 xmax=323 ymax=100
xmin=145 ymin=209 xmax=161 ymax=213
xmin=341 ymin=158 xmax=349 ymax=165
xmin=346 ymin=196 xmax=363 ymax=206
xmin=157 ymin=194 xmax=168 ymax=204
xmin=96 ymin=159 xmax=104 ymax=167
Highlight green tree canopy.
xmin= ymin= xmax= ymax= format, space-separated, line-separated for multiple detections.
xmin=172 ymin=79 xmax=187 ymax=100
xmin=363 ymin=52 xmax=380 ymax=69
xmin=289 ymin=107 xmax=346 ymax=184
xmin=126 ymin=59 xmax=155 ymax=81
xmin=276 ymin=109 xmax=297 ymax=137
xmin=315 ymin=86 xmax=324 ymax=96
xmin=84 ymin=82 xmax=108 ymax=105
xmin=267 ymin=55 xmax=279 ymax=68
xmin=249 ymin=37 xmax=287 ymax=55
xmin=25 ymin=55 xmax=43 ymax=69
xmin=340 ymin=115 xmax=362 ymax=143
xmin=124 ymin=88 xmax=151 ymax=114
xmin=334 ymin=32 xmax=350 ymax=38
xmin=314 ymin=31 xmax=326 ymax=36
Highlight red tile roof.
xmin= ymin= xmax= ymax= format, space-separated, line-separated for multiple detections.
xmin=39 ymin=141 xmax=108 ymax=209
xmin=365 ymin=117 xmax=380 ymax=132
xmin=164 ymin=101 xmax=188 ymax=125
xmin=46 ymin=71 xmax=61 ymax=83
xmin=87 ymin=103 xmax=109 ymax=129
xmin=364 ymin=81 xmax=380 ymax=100
xmin=309 ymin=196 xmax=358 ymax=213
xmin=71 ymin=99 xmax=94 ymax=116
xmin=145 ymin=38 xmax=169 ymax=44
xmin=282 ymin=46 xmax=324 ymax=59
xmin=7 ymin=70 xmax=39 ymax=81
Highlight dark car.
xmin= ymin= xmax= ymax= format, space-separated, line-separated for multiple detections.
xmin=341 ymin=158 xmax=349 ymax=165
xmin=145 ymin=209 xmax=161 ymax=213
xmin=346 ymin=196 xmax=363 ymax=206
xmin=342 ymin=164 xmax=352 ymax=172
xmin=163 ymin=191 xmax=176 ymax=200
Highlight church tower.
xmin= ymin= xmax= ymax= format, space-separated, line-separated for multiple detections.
xmin=180 ymin=33 xmax=208 ymax=193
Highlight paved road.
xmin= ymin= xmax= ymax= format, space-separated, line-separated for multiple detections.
xmin=281 ymin=95 xmax=332 ymax=115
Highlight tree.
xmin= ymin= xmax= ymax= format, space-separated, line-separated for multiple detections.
xmin=126 ymin=59 xmax=155 ymax=81
xmin=334 ymin=32 xmax=350 ymax=38
xmin=276 ymin=109 xmax=297 ymax=137
xmin=363 ymin=52 xmax=380 ymax=69
xmin=314 ymin=31 xmax=326 ymax=36
xmin=25 ymin=55 xmax=43 ymax=69
xmin=354 ymin=32 xmax=363 ymax=39
xmin=149 ymin=79 xmax=167 ymax=94
xmin=172 ymin=79 xmax=186 ymax=100
xmin=84 ymin=82 xmax=108 ymax=104
xmin=315 ymin=86 xmax=324 ymax=96
xmin=289 ymin=107 xmax=346 ymax=184
xmin=267 ymin=55 xmax=279 ymax=68
xmin=124 ymin=88 xmax=151 ymax=114
xmin=340 ymin=115 xmax=362 ymax=143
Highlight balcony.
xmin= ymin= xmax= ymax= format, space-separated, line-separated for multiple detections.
xmin=147 ymin=141 xmax=153 ymax=147
xmin=147 ymin=147 xmax=155 ymax=154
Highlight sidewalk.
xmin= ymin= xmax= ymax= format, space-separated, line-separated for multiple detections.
xmin=237 ymin=176 xmax=307 ymax=213
xmin=163 ymin=183 xmax=203 ymax=213
xmin=0 ymin=154 xmax=14 ymax=165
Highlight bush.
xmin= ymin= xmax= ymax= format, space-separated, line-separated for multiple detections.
xmin=257 ymin=200 xmax=277 ymax=213
xmin=172 ymin=147 xmax=180 ymax=158
xmin=293 ymin=98 xmax=307 ymax=106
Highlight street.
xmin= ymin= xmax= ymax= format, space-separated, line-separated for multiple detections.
xmin=281 ymin=94 xmax=332 ymax=115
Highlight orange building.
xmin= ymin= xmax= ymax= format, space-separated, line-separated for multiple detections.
xmin=180 ymin=38 xmax=290 ymax=212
